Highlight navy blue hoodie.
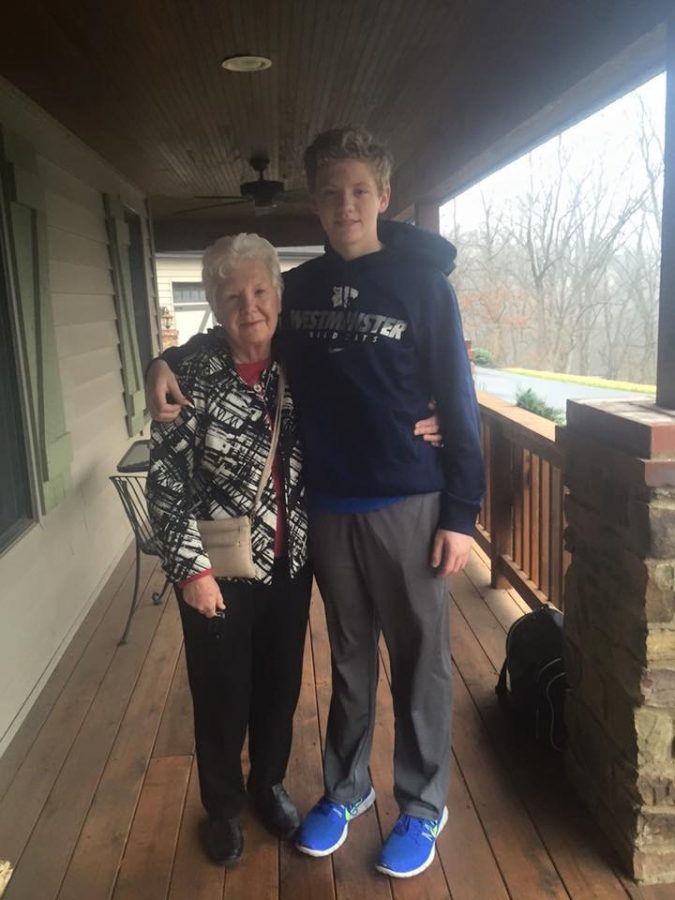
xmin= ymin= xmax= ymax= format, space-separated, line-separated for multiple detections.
xmin=161 ymin=222 xmax=485 ymax=534
xmin=281 ymin=241 xmax=484 ymax=534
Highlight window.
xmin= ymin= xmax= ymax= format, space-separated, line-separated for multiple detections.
xmin=103 ymin=194 xmax=147 ymax=436
xmin=125 ymin=209 xmax=154 ymax=375
xmin=172 ymin=282 xmax=207 ymax=306
xmin=172 ymin=282 xmax=213 ymax=338
xmin=0 ymin=238 xmax=33 ymax=551
xmin=1 ymin=124 xmax=72 ymax=508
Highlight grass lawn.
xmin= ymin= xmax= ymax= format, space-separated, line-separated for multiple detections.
xmin=503 ymin=368 xmax=656 ymax=394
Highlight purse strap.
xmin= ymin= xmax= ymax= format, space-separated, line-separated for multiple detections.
xmin=251 ymin=365 xmax=286 ymax=511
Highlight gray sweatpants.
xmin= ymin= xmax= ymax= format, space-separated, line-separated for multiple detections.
xmin=309 ymin=493 xmax=452 ymax=820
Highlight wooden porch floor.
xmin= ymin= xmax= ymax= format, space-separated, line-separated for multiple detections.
xmin=0 ymin=545 xmax=672 ymax=900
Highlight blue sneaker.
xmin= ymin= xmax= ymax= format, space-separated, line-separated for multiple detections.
xmin=295 ymin=787 xmax=376 ymax=857
xmin=376 ymin=806 xmax=448 ymax=878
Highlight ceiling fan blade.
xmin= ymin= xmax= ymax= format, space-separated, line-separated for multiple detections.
xmin=172 ymin=199 xmax=249 ymax=216
xmin=276 ymin=189 xmax=311 ymax=204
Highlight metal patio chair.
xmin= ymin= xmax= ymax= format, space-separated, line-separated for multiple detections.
xmin=109 ymin=474 xmax=171 ymax=645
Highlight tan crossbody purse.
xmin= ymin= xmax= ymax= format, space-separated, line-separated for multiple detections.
xmin=196 ymin=368 xmax=285 ymax=580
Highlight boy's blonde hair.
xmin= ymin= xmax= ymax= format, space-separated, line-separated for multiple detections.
xmin=303 ymin=126 xmax=393 ymax=193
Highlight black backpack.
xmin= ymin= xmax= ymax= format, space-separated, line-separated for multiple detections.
xmin=495 ymin=605 xmax=568 ymax=751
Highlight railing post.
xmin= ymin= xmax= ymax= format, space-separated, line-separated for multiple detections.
xmin=489 ymin=421 xmax=513 ymax=588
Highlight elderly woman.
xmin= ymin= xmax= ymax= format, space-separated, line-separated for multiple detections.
xmin=146 ymin=233 xmax=311 ymax=867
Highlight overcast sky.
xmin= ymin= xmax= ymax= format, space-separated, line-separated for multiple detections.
xmin=440 ymin=73 xmax=666 ymax=235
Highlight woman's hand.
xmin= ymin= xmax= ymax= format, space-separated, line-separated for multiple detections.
xmin=414 ymin=402 xmax=442 ymax=447
xmin=182 ymin=575 xmax=226 ymax=617
xmin=146 ymin=359 xmax=190 ymax=422
xmin=414 ymin=412 xmax=442 ymax=447
xmin=431 ymin=529 xmax=473 ymax=576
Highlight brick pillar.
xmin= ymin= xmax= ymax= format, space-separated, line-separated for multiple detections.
xmin=563 ymin=398 xmax=675 ymax=883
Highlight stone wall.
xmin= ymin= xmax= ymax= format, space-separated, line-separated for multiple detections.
xmin=563 ymin=397 xmax=675 ymax=883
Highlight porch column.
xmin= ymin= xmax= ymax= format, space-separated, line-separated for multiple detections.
xmin=563 ymin=399 xmax=675 ymax=883
xmin=414 ymin=199 xmax=440 ymax=233
xmin=656 ymin=16 xmax=675 ymax=409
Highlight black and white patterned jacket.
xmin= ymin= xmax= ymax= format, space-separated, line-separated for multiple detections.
xmin=146 ymin=340 xmax=308 ymax=585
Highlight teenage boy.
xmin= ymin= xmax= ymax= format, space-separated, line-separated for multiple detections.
xmin=286 ymin=128 xmax=483 ymax=879
xmin=147 ymin=127 xmax=484 ymax=878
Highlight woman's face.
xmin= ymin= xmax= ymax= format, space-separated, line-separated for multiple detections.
xmin=213 ymin=258 xmax=281 ymax=362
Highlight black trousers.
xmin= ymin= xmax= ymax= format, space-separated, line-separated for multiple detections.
xmin=177 ymin=559 xmax=312 ymax=818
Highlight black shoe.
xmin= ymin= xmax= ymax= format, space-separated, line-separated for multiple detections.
xmin=204 ymin=814 xmax=243 ymax=866
xmin=251 ymin=783 xmax=301 ymax=839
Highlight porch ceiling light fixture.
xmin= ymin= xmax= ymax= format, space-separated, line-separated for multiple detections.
xmin=221 ymin=55 xmax=272 ymax=72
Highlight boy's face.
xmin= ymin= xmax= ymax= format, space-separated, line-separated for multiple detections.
xmin=313 ymin=159 xmax=390 ymax=260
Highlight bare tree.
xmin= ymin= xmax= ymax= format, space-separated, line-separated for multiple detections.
xmin=445 ymin=80 xmax=664 ymax=381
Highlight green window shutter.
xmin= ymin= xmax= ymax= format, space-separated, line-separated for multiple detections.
xmin=103 ymin=194 xmax=146 ymax=436
xmin=0 ymin=126 xmax=72 ymax=513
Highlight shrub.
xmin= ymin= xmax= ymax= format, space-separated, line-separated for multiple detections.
xmin=515 ymin=387 xmax=565 ymax=424
xmin=473 ymin=347 xmax=494 ymax=367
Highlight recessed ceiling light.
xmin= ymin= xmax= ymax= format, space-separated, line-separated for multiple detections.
xmin=221 ymin=55 xmax=272 ymax=72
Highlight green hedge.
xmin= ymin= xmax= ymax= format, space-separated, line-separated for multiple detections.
xmin=515 ymin=387 xmax=565 ymax=424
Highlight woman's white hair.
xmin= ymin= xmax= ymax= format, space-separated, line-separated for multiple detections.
xmin=202 ymin=233 xmax=283 ymax=307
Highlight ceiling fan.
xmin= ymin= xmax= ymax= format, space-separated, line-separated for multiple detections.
xmin=174 ymin=155 xmax=307 ymax=216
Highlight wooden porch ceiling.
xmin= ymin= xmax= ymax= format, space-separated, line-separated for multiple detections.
xmin=1 ymin=1 xmax=672 ymax=249
xmin=3 ymin=543 xmax=673 ymax=899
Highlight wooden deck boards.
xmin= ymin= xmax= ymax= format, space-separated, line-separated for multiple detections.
xmin=0 ymin=543 xmax=670 ymax=899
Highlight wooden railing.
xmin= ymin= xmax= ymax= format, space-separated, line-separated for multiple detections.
xmin=475 ymin=390 xmax=570 ymax=610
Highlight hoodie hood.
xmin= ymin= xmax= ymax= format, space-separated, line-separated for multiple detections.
xmin=321 ymin=218 xmax=457 ymax=276
xmin=378 ymin=219 xmax=457 ymax=275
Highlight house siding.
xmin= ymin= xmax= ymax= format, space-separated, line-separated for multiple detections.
xmin=156 ymin=254 xmax=203 ymax=313
xmin=0 ymin=78 xmax=157 ymax=755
